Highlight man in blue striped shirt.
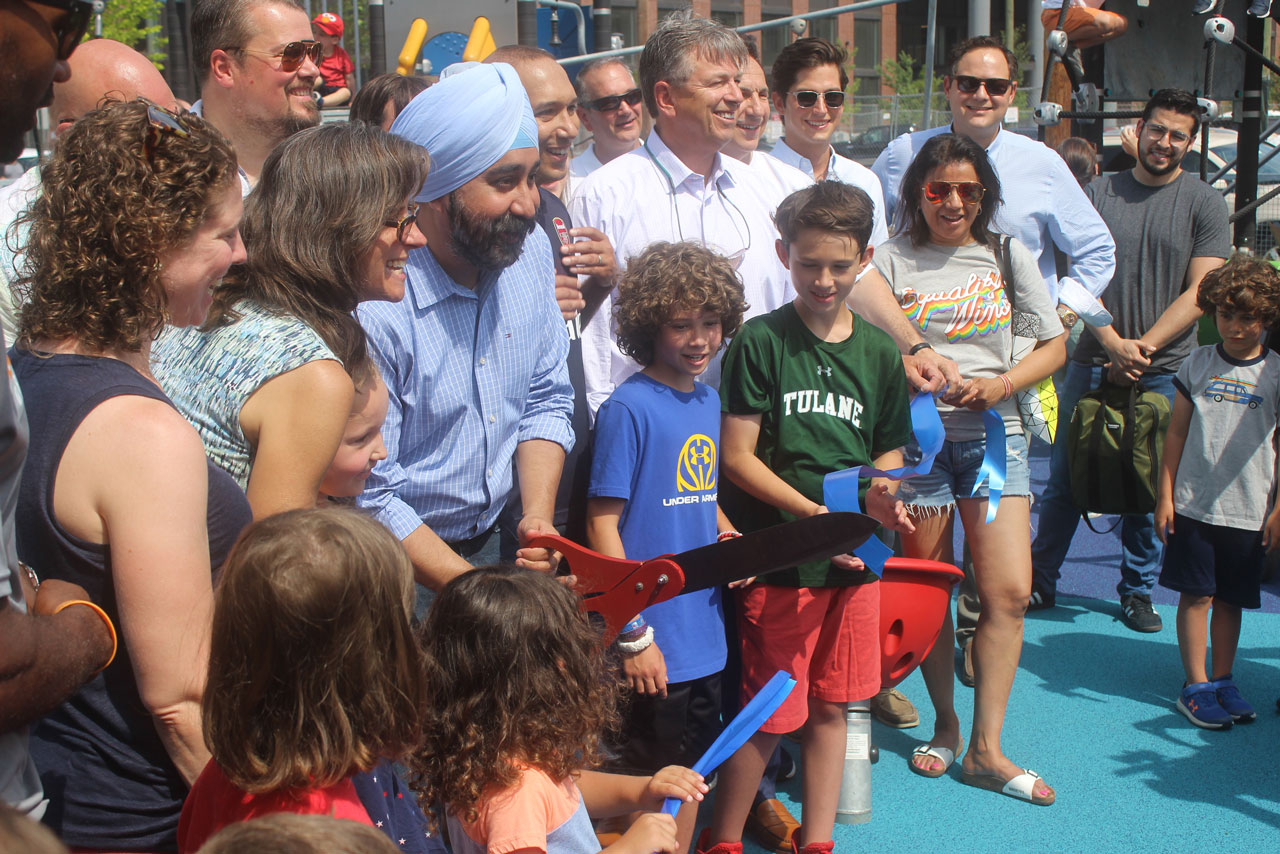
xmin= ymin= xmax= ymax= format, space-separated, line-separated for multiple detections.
xmin=357 ymin=62 xmax=574 ymax=591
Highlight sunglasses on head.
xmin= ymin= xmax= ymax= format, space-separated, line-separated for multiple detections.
xmin=952 ymin=75 xmax=1014 ymax=96
xmin=922 ymin=180 xmax=985 ymax=205
xmin=26 ymin=0 xmax=94 ymax=61
xmin=584 ymin=88 xmax=642 ymax=113
xmin=384 ymin=203 xmax=419 ymax=243
xmin=140 ymin=99 xmax=191 ymax=164
xmin=230 ymin=40 xmax=323 ymax=72
xmin=790 ymin=89 xmax=845 ymax=109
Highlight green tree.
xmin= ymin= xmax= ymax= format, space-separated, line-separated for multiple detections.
xmin=98 ymin=0 xmax=166 ymax=68
xmin=881 ymin=50 xmax=943 ymax=96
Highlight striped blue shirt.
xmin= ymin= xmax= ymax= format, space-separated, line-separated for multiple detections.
xmin=355 ymin=231 xmax=574 ymax=542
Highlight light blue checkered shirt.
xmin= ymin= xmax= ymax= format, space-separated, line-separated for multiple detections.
xmin=356 ymin=231 xmax=574 ymax=542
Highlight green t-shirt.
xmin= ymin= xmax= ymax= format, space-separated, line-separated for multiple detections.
xmin=719 ymin=302 xmax=913 ymax=588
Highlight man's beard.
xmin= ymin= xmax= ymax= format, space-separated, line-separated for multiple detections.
xmin=446 ymin=191 xmax=537 ymax=273
xmin=1139 ymin=143 xmax=1184 ymax=177
xmin=247 ymin=102 xmax=319 ymax=147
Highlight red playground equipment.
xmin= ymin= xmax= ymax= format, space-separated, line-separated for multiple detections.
xmin=879 ymin=557 xmax=964 ymax=687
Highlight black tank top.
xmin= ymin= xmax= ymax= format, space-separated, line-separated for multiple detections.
xmin=11 ymin=350 xmax=251 ymax=851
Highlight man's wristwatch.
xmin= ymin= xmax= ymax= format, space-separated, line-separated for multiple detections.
xmin=908 ymin=342 xmax=933 ymax=356
xmin=1056 ymin=304 xmax=1079 ymax=330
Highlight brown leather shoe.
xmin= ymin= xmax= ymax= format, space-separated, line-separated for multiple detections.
xmin=745 ymin=798 xmax=800 ymax=854
xmin=870 ymin=687 xmax=919 ymax=728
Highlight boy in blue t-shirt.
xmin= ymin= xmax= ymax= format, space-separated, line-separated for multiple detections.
xmin=1155 ymin=256 xmax=1280 ymax=730
xmin=586 ymin=241 xmax=748 ymax=853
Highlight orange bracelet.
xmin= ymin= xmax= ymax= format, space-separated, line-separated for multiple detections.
xmin=53 ymin=600 xmax=117 ymax=675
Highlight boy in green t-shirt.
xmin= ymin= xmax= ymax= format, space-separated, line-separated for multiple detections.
xmin=700 ymin=181 xmax=915 ymax=854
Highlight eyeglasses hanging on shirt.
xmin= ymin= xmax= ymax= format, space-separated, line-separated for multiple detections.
xmin=643 ymin=138 xmax=751 ymax=269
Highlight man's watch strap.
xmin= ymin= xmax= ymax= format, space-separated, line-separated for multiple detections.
xmin=908 ymin=342 xmax=934 ymax=356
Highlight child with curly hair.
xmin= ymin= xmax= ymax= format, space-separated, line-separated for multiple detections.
xmin=585 ymin=241 xmax=748 ymax=852
xmin=177 ymin=508 xmax=441 ymax=853
xmin=1156 ymin=255 xmax=1280 ymax=730
xmin=408 ymin=566 xmax=708 ymax=854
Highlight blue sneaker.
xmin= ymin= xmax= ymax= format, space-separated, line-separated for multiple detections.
xmin=1177 ymin=682 xmax=1233 ymax=730
xmin=1211 ymin=674 xmax=1257 ymax=723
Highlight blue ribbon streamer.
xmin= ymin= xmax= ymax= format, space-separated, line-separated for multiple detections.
xmin=972 ymin=409 xmax=1006 ymax=524
xmin=822 ymin=393 xmax=946 ymax=575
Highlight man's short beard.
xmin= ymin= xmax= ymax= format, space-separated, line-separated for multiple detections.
xmin=445 ymin=191 xmax=537 ymax=273
xmin=1139 ymin=145 xmax=1184 ymax=177
xmin=246 ymin=106 xmax=319 ymax=148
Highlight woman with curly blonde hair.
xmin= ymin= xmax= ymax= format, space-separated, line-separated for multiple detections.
xmin=10 ymin=99 xmax=253 ymax=850
xmin=151 ymin=121 xmax=428 ymax=518
xmin=409 ymin=566 xmax=707 ymax=854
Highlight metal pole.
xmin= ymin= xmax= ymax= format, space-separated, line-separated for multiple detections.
xmin=922 ymin=0 xmax=938 ymax=129
xmin=969 ymin=0 xmax=990 ymax=38
xmin=1027 ymin=0 xmax=1045 ymax=97
xmin=368 ymin=0 xmax=386 ymax=77
xmin=518 ymin=0 xmax=540 ymax=46
xmin=593 ymin=0 xmax=612 ymax=54
xmin=1235 ymin=13 xmax=1264 ymax=250
xmin=352 ymin=0 xmax=362 ymax=90
xmin=1004 ymin=0 xmax=1014 ymax=49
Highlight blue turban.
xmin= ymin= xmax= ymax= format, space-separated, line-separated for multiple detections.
xmin=392 ymin=62 xmax=539 ymax=203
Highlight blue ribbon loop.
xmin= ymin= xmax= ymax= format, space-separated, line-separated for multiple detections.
xmin=972 ymin=409 xmax=1006 ymax=524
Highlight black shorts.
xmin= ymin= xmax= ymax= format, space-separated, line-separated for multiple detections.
xmin=1158 ymin=513 xmax=1264 ymax=609
xmin=610 ymin=672 xmax=722 ymax=775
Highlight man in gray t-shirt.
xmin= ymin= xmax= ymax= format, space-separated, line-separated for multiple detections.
xmin=1030 ymin=88 xmax=1230 ymax=633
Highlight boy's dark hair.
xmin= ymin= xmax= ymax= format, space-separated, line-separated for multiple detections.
xmin=203 ymin=507 xmax=425 ymax=793
xmin=614 ymin=242 xmax=748 ymax=366
xmin=1196 ymin=254 xmax=1280 ymax=325
xmin=774 ymin=180 xmax=875 ymax=254
xmin=894 ymin=133 xmax=1003 ymax=249
xmin=946 ymin=35 xmax=1019 ymax=80
xmin=1142 ymin=88 xmax=1202 ymax=137
xmin=771 ymin=37 xmax=848 ymax=98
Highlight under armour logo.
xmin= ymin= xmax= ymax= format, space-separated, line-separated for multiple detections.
xmin=816 ymin=365 xmax=832 ymax=377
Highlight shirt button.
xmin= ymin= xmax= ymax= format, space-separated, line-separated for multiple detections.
xmin=488 ymin=415 xmax=496 ymax=423
xmin=487 ymin=469 xmax=492 ymax=477
xmin=479 ymin=357 xmax=486 ymax=366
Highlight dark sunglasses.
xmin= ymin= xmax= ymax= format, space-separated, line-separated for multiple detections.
xmin=922 ymin=180 xmax=985 ymax=205
xmin=384 ymin=203 xmax=419 ymax=243
xmin=952 ymin=75 xmax=1014 ymax=96
xmin=141 ymin=100 xmax=191 ymax=163
xmin=585 ymin=88 xmax=642 ymax=113
xmin=26 ymin=0 xmax=94 ymax=61
xmin=790 ymin=89 xmax=845 ymax=109
xmin=231 ymin=40 xmax=322 ymax=72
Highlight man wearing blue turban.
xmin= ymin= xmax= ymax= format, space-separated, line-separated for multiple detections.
xmin=357 ymin=62 xmax=575 ymax=591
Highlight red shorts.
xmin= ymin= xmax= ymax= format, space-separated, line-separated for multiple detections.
xmin=737 ymin=583 xmax=881 ymax=734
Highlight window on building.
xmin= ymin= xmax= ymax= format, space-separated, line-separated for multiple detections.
xmin=610 ymin=1 xmax=637 ymax=50
xmin=808 ymin=0 xmax=838 ymax=45
xmin=853 ymin=14 xmax=881 ymax=97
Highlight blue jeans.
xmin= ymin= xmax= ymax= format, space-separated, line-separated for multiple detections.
xmin=1030 ymin=361 xmax=1176 ymax=599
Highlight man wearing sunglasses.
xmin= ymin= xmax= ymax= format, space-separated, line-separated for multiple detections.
xmin=0 ymin=0 xmax=121 ymax=819
xmin=190 ymin=0 xmax=321 ymax=190
xmin=571 ymin=58 xmax=644 ymax=179
xmin=767 ymin=38 xmax=888 ymax=249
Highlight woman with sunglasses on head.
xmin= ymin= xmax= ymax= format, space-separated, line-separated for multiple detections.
xmin=9 ymin=99 xmax=252 ymax=850
xmin=151 ymin=121 xmax=427 ymax=520
xmin=873 ymin=133 xmax=1066 ymax=806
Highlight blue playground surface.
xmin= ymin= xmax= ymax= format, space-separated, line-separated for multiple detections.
xmin=716 ymin=442 xmax=1280 ymax=853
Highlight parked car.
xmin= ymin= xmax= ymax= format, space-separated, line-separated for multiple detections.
xmin=1099 ymin=127 xmax=1280 ymax=253
xmin=833 ymin=123 xmax=917 ymax=165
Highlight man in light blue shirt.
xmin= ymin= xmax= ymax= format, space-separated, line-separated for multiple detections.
xmin=873 ymin=36 xmax=1115 ymax=329
xmin=357 ymin=62 xmax=574 ymax=592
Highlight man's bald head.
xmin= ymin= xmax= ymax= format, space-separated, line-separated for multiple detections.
xmin=485 ymin=45 xmax=579 ymax=185
xmin=50 ymin=39 xmax=176 ymax=137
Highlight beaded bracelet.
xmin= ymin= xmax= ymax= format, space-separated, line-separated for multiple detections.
xmin=615 ymin=625 xmax=654 ymax=655
xmin=717 ymin=531 xmax=742 ymax=542
xmin=53 ymin=599 xmax=117 ymax=675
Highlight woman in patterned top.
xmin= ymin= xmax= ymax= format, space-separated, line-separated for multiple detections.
xmin=152 ymin=122 xmax=428 ymax=517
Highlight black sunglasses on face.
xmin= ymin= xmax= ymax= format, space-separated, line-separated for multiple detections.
xmin=585 ymin=88 xmax=642 ymax=113
xmin=230 ymin=40 xmax=322 ymax=72
xmin=384 ymin=203 xmax=419 ymax=243
xmin=952 ymin=75 xmax=1014 ymax=96
xmin=790 ymin=89 xmax=845 ymax=109
xmin=25 ymin=0 xmax=94 ymax=61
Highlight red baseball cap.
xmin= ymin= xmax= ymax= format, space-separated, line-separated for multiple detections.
xmin=312 ymin=12 xmax=343 ymax=37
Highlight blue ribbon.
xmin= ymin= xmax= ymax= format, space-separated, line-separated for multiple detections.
xmin=972 ymin=409 xmax=1006 ymax=524
xmin=822 ymin=393 xmax=946 ymax=576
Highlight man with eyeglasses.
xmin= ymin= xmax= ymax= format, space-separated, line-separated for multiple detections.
xmin=0 ymin=0 xmax=117 ymax=819
xmin=767 ymin=38 xmax=888 ymax=249
xmin=190 ymin=0 xmax=321 ymax=191
xmin=570 ymin=57 xmax=643 ymax=179
xmin=1030 ymin=88 xmax=1229 ymax=632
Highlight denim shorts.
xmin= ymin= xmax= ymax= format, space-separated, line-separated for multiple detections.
xmin=900 ymin=432 xmax=1031 ymax=512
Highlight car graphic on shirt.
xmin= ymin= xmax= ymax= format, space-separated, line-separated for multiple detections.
xmin=1204 ymin=376 xmax=1262 ymax=409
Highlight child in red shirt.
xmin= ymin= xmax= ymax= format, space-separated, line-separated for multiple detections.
xmin=313 ymin=12 xmax=355 ymax=106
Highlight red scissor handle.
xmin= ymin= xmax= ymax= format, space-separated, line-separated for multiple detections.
xmin=527 ymin=533 xmax=687 ymax=643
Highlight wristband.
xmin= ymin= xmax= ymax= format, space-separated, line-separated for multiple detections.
xmin=615 ymin=625 xmax=654 ymax=655
xmin=908 ymin=342 xmax=934 ymax=356
xmin=997 ymin=373 xmax=1014 ymax=401
xmin=622 ymin=615 xmax=647 ymax=634
xmin=53 ymin=599 xmax=117 ymax=675
xmin=716 ymin=531 xmax=742 ymax=542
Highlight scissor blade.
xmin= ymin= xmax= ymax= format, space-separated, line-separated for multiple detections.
xmin=671 ymin=512 xmax=880 ymax=593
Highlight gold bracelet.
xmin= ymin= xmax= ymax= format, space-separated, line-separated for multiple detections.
xmin=53 ymin=600 xmax=117 ymax=676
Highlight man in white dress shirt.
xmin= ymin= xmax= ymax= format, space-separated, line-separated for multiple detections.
xmin=573 ymin=10 xmax=955 ymax=417
xmin=720 ymin=39 xmax=810 ymax=201
xmin=767 ymin=37 xmax=889 ymax=247
xmin=570 ymin=57 xmax=643 ymax=179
